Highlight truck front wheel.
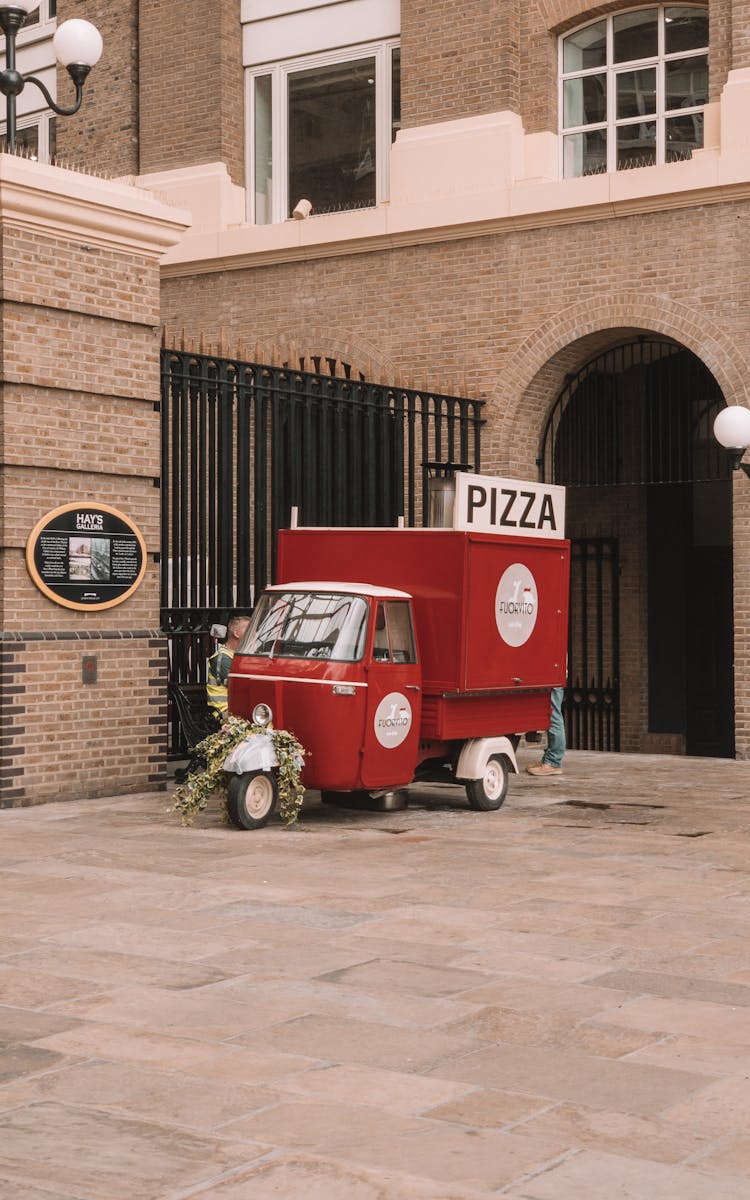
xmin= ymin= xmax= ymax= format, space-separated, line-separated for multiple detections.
xmin=227 ymin=770 xmax=278 ymax=829
xmin=465 ymin=755 xmax=508 ymax=811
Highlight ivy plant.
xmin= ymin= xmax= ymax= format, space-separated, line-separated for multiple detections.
xmin=170 ymin=714 xmax=306 ymax=829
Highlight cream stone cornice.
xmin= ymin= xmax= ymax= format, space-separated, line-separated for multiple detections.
xmin=149 ymin=75 xmax=750 ymax=278
xmin=158 ymin=175 xmax=750 ymax=278
xmin=0 ymin=155 xmax=191 ymax=257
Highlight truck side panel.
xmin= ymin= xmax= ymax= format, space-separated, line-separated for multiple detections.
xmin=277 ymin=528 xmax=569 ymax=696
xmin=421 ymin=692 xmax=553 ymax=740
xmin=465 ymin=536 xmax=570 ymax=691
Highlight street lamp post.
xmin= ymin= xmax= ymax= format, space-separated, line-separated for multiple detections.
xmin=0 ymin=2 xmax=102 ymax=154
xmin=713 ymin=405 xmax=750 ymax=480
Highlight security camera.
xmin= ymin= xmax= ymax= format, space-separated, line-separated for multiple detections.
xmin=292 ymin=198 xmax=313 ymax=220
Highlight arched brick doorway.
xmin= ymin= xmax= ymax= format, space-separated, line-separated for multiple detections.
xmin=539 ymin=336 xmax=733 ymax=757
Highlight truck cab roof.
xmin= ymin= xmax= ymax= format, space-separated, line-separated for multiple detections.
xmin=265 ymin=581 xmax=413 ymax=600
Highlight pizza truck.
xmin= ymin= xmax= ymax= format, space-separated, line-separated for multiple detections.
xmin=225 ymin=473 xmax=569 ymax=828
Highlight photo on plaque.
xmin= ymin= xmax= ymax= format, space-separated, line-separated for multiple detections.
xmin=68 ymin=537 xmax=92 ymax=580
xmin=90 ymin=537 xmax=111 ymax=582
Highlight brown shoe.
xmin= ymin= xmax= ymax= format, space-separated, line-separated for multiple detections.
xmin=526 ymin=763 xmax=563 ymax=776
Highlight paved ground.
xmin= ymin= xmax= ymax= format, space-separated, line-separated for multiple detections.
xmin=2 ymin=749 xmax=750 ymax=1199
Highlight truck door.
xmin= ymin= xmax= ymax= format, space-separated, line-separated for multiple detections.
xmin=362 ymin=600 xmax=422 ymax=789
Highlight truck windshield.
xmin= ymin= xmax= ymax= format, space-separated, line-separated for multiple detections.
xmin=239 ymin=591 xmax=369 ymax=661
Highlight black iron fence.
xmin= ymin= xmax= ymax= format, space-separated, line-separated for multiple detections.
xmin=565 ymin=537 xmax=620 ymax=752
xmin=160 ymin=345 xmax=484 ymax=751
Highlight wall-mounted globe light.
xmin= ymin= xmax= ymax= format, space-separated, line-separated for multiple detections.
xmin=713 ymin=405 xmax=750 ymax=479
xmin=53 ymin=19 xmax=104 ymax=74
xmin=0 ymin=3 xmax=103 ymax=155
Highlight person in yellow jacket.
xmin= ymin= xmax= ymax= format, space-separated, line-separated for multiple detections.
xmin=206 ymin=612 xmax=250 ymax=712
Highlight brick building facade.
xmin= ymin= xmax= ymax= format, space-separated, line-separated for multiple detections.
xmin=4 ymin=0 xmax=750 ymax=791
xmin=0 ymin=160 xmax=187 ymax=806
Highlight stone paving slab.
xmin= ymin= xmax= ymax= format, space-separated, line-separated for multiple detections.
xmin=504 ymin=1148 xmax=750 ymax=1199
xmin=1 ymin=749 xmax=749 ymax=1197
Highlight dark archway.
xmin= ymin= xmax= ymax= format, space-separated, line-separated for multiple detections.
xmin=541 ymin=337 xmax=734 ymax=758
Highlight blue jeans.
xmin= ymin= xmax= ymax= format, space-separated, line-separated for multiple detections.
xmin=542 ymin=687 xmax=566 ymax=768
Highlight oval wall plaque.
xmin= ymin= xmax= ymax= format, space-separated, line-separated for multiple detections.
xmin=26 ymin=502 xmax=147 ymax=612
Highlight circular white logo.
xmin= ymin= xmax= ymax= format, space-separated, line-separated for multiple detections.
xmin=495 ymin=564 xmax=538 ymax=647
xmin=374 ymin=692 xmax=413 ymax=748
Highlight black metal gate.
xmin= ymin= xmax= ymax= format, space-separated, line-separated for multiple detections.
xmin=566 ymin=538 xmax=620 ymax=751
xmin=540 ymin=340 xmax=728 ymax=487
xmin=541 ymin=338 xmax=729 ymax=753
xmin=160 ymin=344 xmax=484 ymax=752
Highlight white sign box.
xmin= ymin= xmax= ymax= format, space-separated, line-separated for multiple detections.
xmin=454 ymin=472 xmax=566 ymax=540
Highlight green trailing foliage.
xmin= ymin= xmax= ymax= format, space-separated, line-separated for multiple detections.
xmin=169 ymin=714 xmax=306 ymax=828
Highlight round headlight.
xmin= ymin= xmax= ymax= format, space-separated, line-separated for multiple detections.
xmin=252 ymin=702 xmax=273 ymax=727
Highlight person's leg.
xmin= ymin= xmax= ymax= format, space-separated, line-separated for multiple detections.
xmin=542 ymin=687 xmax=565 ymax=768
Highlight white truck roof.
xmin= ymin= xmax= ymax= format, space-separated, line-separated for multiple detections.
xmin=265 ymin=581 xmax=412 ymax=600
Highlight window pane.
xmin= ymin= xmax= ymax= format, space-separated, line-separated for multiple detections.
xmin=391 ymin=47 xmax=401 ymax=142
xmin=563 ymin=74 xmax=606 ymax=128
xmin=665 ymin=54 xmax=708 ymax=110
xmin=254 ymin=75 xmax=272 ymax=226
xmin=666 ymin=111 xmax=704 ymax=161
xmin=616 ymin=67 xmax=656 ymax=119
xmin=386 ymin=602 xmax=416 ymax=663
xmin=563 ymin=129 xmax=607 ymax=177
xmin=48 ymin=117 xmax=56 ymax=162
xmin=617 ymin=122 xmax=656 ymax=170
xmin=374 ymin=603 xmax=391 ymax=661
xmin=0 ymin=124 xmax=39 ymax=156
xmin=614 ymin=9 xmax=658 ymax=63
xmin=243 ymin=591 xmax=368 ymax=662
xmin=665 ymin=7 xmax=708 ymax=54
xmin=288 ymin=57 xmax=377 ymax=218
xmin=563 ymin=21 xmax=606 ymax=72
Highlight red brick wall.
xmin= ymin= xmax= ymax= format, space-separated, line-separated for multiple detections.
xmin=138 ymin=0 xmax=244 ymax=184
xmin=0 ymin=166 xmax=173 ymax=806
xmin=54 ymin=0 xmax=244 ymax=184
xmin=0 ymin=639 xmax=168 ymax=807
xmin=54 ymin=0 xmax=139 ymax=176
xmin=401 ymin=0 xmax=521 ymax=127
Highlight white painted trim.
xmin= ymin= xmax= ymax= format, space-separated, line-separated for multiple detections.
xmin=150 ymin=67 xmax=750 ymax=278
xmin=231 ymin=672 xmax=369 ymax=688
xmin=243 ymin=0 xmax=399 ymax=65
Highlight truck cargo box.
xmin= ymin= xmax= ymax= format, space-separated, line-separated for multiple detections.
xmin=276 ymin=527 xmax=569 ymax=703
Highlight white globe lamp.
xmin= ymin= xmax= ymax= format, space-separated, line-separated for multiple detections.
xmin=713 ymin=406 xmax=750 ymax=477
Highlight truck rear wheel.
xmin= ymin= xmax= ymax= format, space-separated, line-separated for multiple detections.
xmin=227 ymin=770 xmax=278 ymax=829
xmin=465 ymin=754 xmax=508 ymax=811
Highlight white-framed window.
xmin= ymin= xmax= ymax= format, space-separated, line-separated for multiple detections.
xmin=560 ymin=5 xmax=708 ymax=178
xmin=21 ymin=0 xmax=57 ymax=28
xmin=247 ymin=39 xmax=401 ymax=225
xmin=0 ymin=0 xmax=58 ymax=161
xmin=0 ymin=113 xmax=56 ymax=160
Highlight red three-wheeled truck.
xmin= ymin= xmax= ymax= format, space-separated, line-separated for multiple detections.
xmin=226 ymin=473 xmax=570 ymax=828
